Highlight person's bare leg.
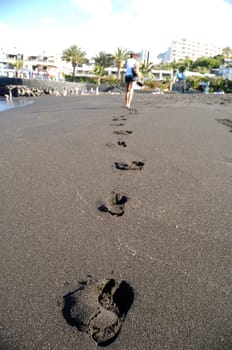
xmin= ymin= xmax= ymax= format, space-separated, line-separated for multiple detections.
xmin=127 ymin=82 xmax=135 ymax=109
xmin=125 ymin=83 xmax=130 ymax=108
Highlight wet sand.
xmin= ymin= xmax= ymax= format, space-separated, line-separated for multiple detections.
xmin=0 ymin=93 xmax=231 ymax=349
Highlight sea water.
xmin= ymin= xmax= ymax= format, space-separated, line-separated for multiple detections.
xmin=0 ymin=98 xmax=34 ymax=112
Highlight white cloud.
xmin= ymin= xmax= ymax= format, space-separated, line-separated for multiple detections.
xmin=1 ymin=0 xmax=232 ymax=60
xmin=40 ymin=16 xmax=57 ymax=24
xmin=68 ymin=0 xmax=232 ymax=58
xmin=70 ymin=0 xmax=112 ymax=17
xmin=0 ymin=24 xmax=26 ymax=50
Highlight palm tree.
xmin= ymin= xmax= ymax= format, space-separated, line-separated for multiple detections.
xmin=114 ymin=47 xmax=129 ymax=80
xmin=13 ymin=58 xmax=24 ymax=78
xmin=62 ymin=45 xmax=86 ymax=81
xmin=94 ymin=65 xmax=105 ymax=91
xmin=140 ymin=61 xmax=154 ymax=79
xmin=93 ymin=51 xmax=114 ymax=69
xmin=93 ymin=51 xmax=114 ymax=87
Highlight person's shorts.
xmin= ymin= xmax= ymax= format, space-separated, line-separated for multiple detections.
xmin=125 ymin=75 xmax=137 ymax=83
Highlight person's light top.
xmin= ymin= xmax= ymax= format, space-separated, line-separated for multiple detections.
xmin=125 ymin=58 xmax=137 ymax=76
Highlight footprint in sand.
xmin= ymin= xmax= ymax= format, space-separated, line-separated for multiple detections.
xmin=112 ymin=116 xmax=127 ymax=122
xmin=117 ymin=140 xmax=127 ymax=147
xmin=119 ymin=115 xmax=127 ymax=121
xmin=105 ymin=141 xmax=127 ymax=148
xmin=113 ymin=130 xmax=133 ymax=135
xmin=216 ymin=118 xmax=232 ymax=132
xmin=128 ymin=108 xmax=138 ymax=114
xmin=62 ymin=278 xmax=134 ymax=346
xmin=98 ymin=191 xmax=128 ymax=216
xmin=114 ymin=161 xmax=144 ymax=171
xmin=110 ymin=123 xmax=125 ymax=127
xmin=105 ymin=142 xmax=116 ymax=148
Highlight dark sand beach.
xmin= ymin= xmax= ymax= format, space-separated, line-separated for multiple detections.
xmin=0 ymin=93 xmax=231 ymax=349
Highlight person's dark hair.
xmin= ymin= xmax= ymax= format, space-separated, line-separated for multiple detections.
xmin=130 ymin=52 xmax=136 ymax=58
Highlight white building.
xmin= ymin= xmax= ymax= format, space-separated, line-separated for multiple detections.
xmin=0 ymin=47 xmax=68 ymax=79
xmin=158 ymin=38 xmax=223 ymax=62
xmin=0 ymin=47 xmax=24 ymax=76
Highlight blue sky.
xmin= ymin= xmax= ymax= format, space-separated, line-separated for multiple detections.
xmin=1 ymin=0 xmax=74 ymax=27
xmin=0 ymin=0 xmax=132 ymax=27
xmin=1 ymin=0 xmax=232 ymax=60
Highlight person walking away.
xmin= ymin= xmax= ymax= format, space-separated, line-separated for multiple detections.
xmin=125 ymin=52 xmax=140 ymax=109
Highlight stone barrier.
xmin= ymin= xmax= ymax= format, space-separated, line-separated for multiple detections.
xmin=0 ymin=77 xmax=95 ymax=97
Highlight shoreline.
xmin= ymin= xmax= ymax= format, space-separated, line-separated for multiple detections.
xmin=0 ymin=97 xmax=35 ymax=112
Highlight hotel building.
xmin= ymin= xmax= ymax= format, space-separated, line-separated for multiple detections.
xmin=158 ymin=38 xmax=223 ymax=62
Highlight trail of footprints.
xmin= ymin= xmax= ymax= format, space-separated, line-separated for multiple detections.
xmin=103 ymin=110 xmax=145 ymax=216
xmin=61 ymin=112 xmax=232 ymax=346
xmin=62 ymin=110 xmax=142 ymax=346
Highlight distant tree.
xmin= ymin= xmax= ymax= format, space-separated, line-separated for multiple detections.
xmin=12 ymin=58 xmax=24 ymax=78
xmin=177 ymin=64 xmax=186 ymax=73
xmin=62 ymin=45 xmax=86 ymax=81
xmin=190 ymin=55 xmax=224 ymax=73
xmin=93 ymin=51 xmax=114 ymax=87
xmin=93 ymin=64 xmax=105 ymax=88
xmin=211 ymin=55 xmax=224 ymax=68
xmin=154 ymin=62 xmax=172 ymax=70
xmin=222 ymin=46 xmax=232 ymax=58
xmin=93 ymin=51 xmax=114 ymax=68
xmin=170 ymin=61 xmax=178 ymax=72
xmin=182 ymin=57 xmax=193 ymax=71
xmin=140 ymin=61 xmax=154 ymax=78
xmin=170 ymin=57 xmax=193 ymax=73
xmin=114 ymin=47 xmax=129 ymax=79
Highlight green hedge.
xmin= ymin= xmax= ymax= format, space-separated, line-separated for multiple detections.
xmin=185 ymin=77 xmax=232 ymax=93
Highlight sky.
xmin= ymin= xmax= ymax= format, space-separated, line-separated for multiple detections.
xmin=1 ymin=0 xmax=232 ymax=61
